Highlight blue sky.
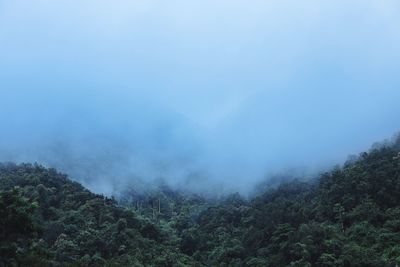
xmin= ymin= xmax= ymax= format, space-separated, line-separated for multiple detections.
xmin=1 ymin=0 xmax=400 ymax=194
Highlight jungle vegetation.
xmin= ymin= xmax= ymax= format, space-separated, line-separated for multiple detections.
xmin=1 ymin=135 xmax=400 ymax=266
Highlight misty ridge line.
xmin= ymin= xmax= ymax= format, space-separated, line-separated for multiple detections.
xmin=1 ymin=88 xmax=400 ymax=197
xmin=1 ymin=89 xmax=400 ymax=197
xmin=1 ymin=130 xmax=399 ymax=198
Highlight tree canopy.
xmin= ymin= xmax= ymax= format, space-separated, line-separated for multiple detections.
xmin=1 ymin=135 xmax=400 ymax=266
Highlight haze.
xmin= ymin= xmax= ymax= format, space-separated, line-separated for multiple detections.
xmin=1 ymin=0 xmax=400 ymax=195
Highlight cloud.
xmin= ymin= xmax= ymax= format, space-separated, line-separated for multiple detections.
xmin=0 ymin=0 xmax=400 ymax=195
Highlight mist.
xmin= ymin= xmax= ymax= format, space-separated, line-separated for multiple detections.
xmin=1 ymin=0 xmax=400 ymax=195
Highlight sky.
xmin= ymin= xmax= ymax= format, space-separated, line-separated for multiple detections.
xmin=0 ymin=0 xmax=400 ymax=195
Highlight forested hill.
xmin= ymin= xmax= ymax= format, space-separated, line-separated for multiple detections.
xmin=1 ymin=136 xmax=400 ymax=266
xmin=0 ymin=164 xmax=201 ymax=266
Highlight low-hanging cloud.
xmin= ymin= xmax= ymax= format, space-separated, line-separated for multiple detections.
xmin=1 ymin=0 xmax=400 ymax=195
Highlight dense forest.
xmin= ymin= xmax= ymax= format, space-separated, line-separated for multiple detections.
xmin=1 ymin=135 xmax=400 ymax=266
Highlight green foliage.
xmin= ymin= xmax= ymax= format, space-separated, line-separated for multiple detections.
xmin=0 ymin=163 xmax=201 ymax=266
xmin=1 ymin=135 xmax=400 ymax=266
xmin=164 ymin=137 xmax=400 ymax=266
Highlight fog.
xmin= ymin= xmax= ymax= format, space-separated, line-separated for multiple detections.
xmin=1 ymin=0 xmax=400 ymax=195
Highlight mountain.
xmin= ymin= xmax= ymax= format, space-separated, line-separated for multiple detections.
xmin=0 ymin=163 xmax=200 ymax=266
xmin=1 ymin=134 xmax=400 ymax=266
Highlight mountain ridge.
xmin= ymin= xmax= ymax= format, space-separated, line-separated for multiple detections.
xmin=1 ymin=134 xmax=400 ymax=266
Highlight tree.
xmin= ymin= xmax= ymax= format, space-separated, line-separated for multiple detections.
xmin=0 ymin=188 xmax=38 ymax=265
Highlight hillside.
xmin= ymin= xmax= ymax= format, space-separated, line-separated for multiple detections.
xmin=0 ymin=163 xmax=200 ymax=266
xmin=1 ymin=135 xmax=400 ymax=266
